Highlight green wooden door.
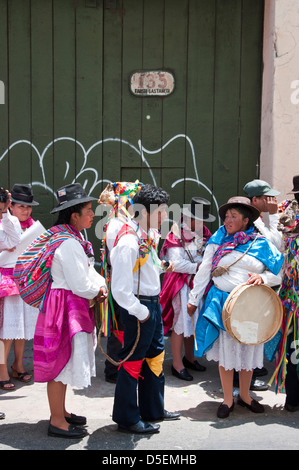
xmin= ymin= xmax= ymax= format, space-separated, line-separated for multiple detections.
xmin=0 ymin=0 xmax=264 ymax=247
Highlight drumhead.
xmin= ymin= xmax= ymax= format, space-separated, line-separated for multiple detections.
xmin=222 ymin=283 xmax=283 ymax=345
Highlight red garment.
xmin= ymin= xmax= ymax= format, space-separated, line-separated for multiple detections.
xmin=159 ymin=225 xmax=211 ymax=334
xmin=112 ymin=329 xmax=124 ymax=344
xmin=160 ymin=271 xmax=192 ymax=335
xmin=119 ymin=359 xmax=144 ymax=380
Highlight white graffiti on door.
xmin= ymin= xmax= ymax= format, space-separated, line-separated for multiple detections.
xmin=0 ymin=135 xmax=220 ymax=224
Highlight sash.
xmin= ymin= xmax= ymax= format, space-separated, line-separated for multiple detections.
xmin=208 ymin=225 xmax=284 ymax=275
xmin=113 ymin=223 xmax=159 ymax=273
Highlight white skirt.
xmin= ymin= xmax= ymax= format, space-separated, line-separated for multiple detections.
xmin=172 ymin=284 xmax=201 ymax=337
xmin=54 ymin=330 xmax=96 ymax=388
xmin=0 ymin=295 xmax=39 ymax=340
xmin=206 ymin=329 xmax=264 ymax=371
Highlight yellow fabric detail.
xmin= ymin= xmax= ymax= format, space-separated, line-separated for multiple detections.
xmin=133 ymin=254 xmax=149 ymax=273
xmin=145 ymin=351 xmax=165 ymax=377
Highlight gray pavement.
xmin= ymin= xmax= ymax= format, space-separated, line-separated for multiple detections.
xmin=0 ymin=335 xmax=298 ymax=451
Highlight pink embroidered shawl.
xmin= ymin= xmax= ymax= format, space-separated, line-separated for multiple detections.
xmin=159 ymin=225 xmax=211 ymax=334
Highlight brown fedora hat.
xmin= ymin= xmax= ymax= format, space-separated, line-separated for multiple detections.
xmin=218 ymin=196 xmax=260 ymax=222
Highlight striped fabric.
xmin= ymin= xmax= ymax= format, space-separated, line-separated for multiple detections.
xmin=211 ymin=231 xmax=257 ymax=271
xmin=13 ymin=224 xmax=94 ymax=312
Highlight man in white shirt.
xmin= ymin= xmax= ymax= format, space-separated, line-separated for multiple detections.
xmin=98 ymin=181 xmax=143 ymax=383
xmin=243 ymin=179 xmax=282 ymax=251
xmin=110 ymin=184 xmax=180 ymax=434
xmin=243 ymin=179 xmax=282 ymax=388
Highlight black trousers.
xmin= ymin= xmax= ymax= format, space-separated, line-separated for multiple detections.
xmin=285 ymin=344 xmax=299 ymax=406
xmin=112 ymin=297 xmax=165 ymax=427
xmin=104 ymin=297 xmax=123 ymax=379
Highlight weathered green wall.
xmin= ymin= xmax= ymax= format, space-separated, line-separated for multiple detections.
xmin=0 ymin=0 xmax=264 ymax=250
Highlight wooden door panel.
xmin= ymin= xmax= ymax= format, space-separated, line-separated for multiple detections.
xmin=0 ymin=0 xmax=264 ymax=239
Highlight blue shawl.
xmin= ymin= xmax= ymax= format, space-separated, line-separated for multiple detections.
xmin=207 ymin=226 xmax=284 ymax=275
xmin=195 ymin=226 xmax=284 ymax=357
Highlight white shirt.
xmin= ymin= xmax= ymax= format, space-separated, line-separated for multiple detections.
xmin=167 ymin=243 xmax=203 ymax=275
xmin=0 ymin=220 xmax=46 ymax=268
xmin=106 ymin=218 xmax=125 ymax=252
xmin=188 ymin=243 xmax=282 ymax=307
xmin=254 ymin=214 xmax=283 ymax=251
xmin=110 ymin=225 xmax=162 ymax=321
xmin=0 ymin=211 xmax=22 ymax=250
xmin=51 ymin=238 xmax=106 ymax=299
xmin=105 ymin=216 xmax=135 ymax=262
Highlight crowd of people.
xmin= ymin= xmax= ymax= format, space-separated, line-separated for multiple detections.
xmin=0 ymin=175 xmax=298 ymax=439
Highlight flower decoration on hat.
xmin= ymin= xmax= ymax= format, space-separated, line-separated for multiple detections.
xmin=113 ymin=180 xmax=143 ymax=208
xmin=98 ymin=180 xmax=143 ymax=226
xmin=98 ymin=180 xmax=143 ymax=208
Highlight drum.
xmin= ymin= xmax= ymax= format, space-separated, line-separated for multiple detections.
xmin=222 ymin=283 xmax=283 ymax=345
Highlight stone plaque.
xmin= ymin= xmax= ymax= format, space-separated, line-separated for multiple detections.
xmin=130 ymin=71 xmax=175 ymax=97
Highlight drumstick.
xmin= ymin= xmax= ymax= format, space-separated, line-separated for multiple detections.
xmin=192 ymin=317 xmax=198 ymax=350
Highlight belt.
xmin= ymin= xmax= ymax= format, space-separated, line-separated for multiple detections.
xmin=138 ymin=295 xmax=160 ymax=304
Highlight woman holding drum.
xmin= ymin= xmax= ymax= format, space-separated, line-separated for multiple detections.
xmin=187 ymin=196 xmax=284 ymax=418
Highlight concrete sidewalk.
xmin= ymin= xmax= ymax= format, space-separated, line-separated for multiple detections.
xmin=0 ymin=335 xmax=298 ymax=451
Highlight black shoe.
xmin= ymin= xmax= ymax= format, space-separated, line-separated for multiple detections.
xmin=285 ymin=403 xmax=299 ymax=412
xmin=65 ymin=413 xmax=87 ymax=426
xmin=217 ymin=402 xmax=234 ymax=419
xmin=142 ymin=410 xmax=181 ymax=422
xmin=183 ymin=356 xmax=206 ymax=372
xmin=171 ymin=366 xmax=193 ymax=381
xmin=0 ymin=412 xmax=5 ymax=420
xmin=253 ymin=366 xmax=268 ymax=377
xmin=118 ymin=420 xmax=160 ymax=434
xmin=237 ymin=397 xmax=264 ymax=413
xmin=162 ymin=410 xmax=181 ymax=421
xmin=48 ymin=423 xmax=88 ymax=439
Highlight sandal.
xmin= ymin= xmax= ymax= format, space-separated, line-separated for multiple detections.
xmin=11 ymin=367 xmax=32 ymax=383
xmin=0 ymin=380 xmax=15 ymax=391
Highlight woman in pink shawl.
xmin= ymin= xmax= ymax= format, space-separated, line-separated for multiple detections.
xmin=33 ymin=183 xmax=107 ymax=439
xmin=0 ymin=184 xmax=41 ymax=391
xmin=160 ymin=198 xmax=215 ymax=380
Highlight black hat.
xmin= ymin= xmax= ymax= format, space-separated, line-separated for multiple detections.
xmin=11 ymin=184 xmax=39 ymax=206
xmin=288 ymin=175 xmax=299 ymax=194
xmin=218 ymin=196 xmax=260 ymax=222
xmin=50 ymin=183 xmax=98 ymax=214
xmin=181 ymin=197 xmax=216 ymax=222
